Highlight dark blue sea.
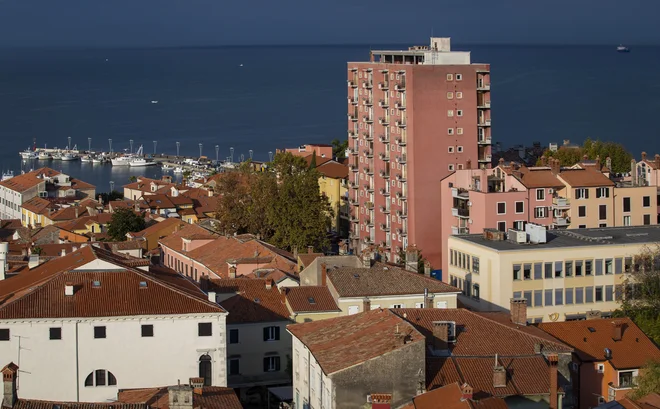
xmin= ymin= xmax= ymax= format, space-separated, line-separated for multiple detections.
xmin=0 ymin=44 xmax=658 ymax=191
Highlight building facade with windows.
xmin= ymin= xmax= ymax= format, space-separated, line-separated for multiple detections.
xmin=0 ymin=246 xmax=227 ymax=403
xmin=348 ymin=37 xmax=491 ymax=267
xmin=446 ymin=225 xmax=660 ymax=322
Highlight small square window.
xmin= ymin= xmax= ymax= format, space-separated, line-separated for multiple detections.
xmin=497 ymin=221 xmax=506 ymax=232
xmin=49 ymin=327 xmax=62 ymax=340
xmin=447 ymin=74 xmax=453 ymax=81
xmin=644 ymin=214 xmax=651 ymax=225
xmin=141 ymin=324 xmax=154 ymax=337
xmin=457 ymin=110 xmax=463 ymax=116
xmin=456 ymin=74 xmax=463 ymax=81
xmin=448 ymin=146 xmax=454 ymax=153
xmin=447 ymin=110 xmax=454 ymax=117
xmin=0 ymin=329 xmax=9 ymax=341
xmin=229 ymin=329 xmax=239 ymax=344
xmin=457 ymin=146 xmax=463 ymax=153
xmin=94 ymin=326 xmax=106 ymax=339
xmin=515 ymin=201 xmax=524 ymax=214
xmin=457 ymin=164 xmax=463 ymax=170
xmin=448 ymin=164 xmax=455 ymax=171
xmin=448 ymin=128 xmax=454 ymax=135
xmin=643 ymin=196 xmax=651 ymax=207
xmin=198 ymin=322 xmax=213 ymax=337
xmin=457 ymin=128 xmax=463 ymax=135
xmin=497 ymin=202 xmax=506 ymax=215
xmin=456 ymin=92 xmax=463 ymax=99
xmin=447 ymin=92 xmax=454 ymax=99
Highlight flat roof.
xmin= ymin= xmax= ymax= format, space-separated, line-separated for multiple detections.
xmin=451 ymin=225 xmax=660 ymax=252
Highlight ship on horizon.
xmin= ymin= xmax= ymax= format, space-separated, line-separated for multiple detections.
xmin=617 ymin=44 xmax=630 ymax=53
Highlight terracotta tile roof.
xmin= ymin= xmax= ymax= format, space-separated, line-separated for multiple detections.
xmin=287 ymin=308 xmax=425 ymax=375
xmin=0 ymin=246 xmax=224 ymax=319
xmin=95 ymin=241 xmax=144 ymax=251
xmin=207 ymin=278 xmax=290 ymax=324
xmin=394 ymin=309 xmax=572 ymax=357
xmin=128 ymin=218 xmax=186 ymax=239
xmin=56 ymin=213 xmax=113 ymax=232
xmin=513 ymin=168 xmax=564 ymax=189
xmin=298 ymin=253 xmax=323 ymax=268
xmin=326 ymin=262 xmax=460 ymax=297
xmin=317 ymin=161 xmax=348 ymax=179
xmin=0 ymin=172 xmax=43 ymax=192
xmin=123 ymin=177 xmax=173 ymax=193
xmin=302 ymin=154 xmax=333 ymax=168
xmin=21 ymin=197 xmax=54 ymax=215
xmin=538 ymin=317 xmax=660 ymax=369
xmin=15 ymin=400 xmax=146 ymax=409
xmin=70 ymin=178 xmax=95 ymax=190
xmin=182 ymin=187 xmax=213 ymax=199
xmin=48 ymin=205 xmax=96 ymax=222
xmin=118 ymin=385 xmax=242 ymax=409
xmin=557 ymin=168 xmax=615 ymax=188
xmin=284 ymin=286 xmax=340 ymax=313
xmin=142 ymin=194 xmax=176 ymax=209
xmin=169 ymin=196 xmax=194 ymax=206
xmin=412 ymin=382 xmax=508 ymax=409
xmin=616 ymin=393 xmax=660 ymax=409
xmin=158 ymin=224 xmax=217 ymax=252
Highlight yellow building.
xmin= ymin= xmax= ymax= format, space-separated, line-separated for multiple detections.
xmin=446 ymin=224 xmax=660 ymax=323
xmin=315 ymin=160 xmax=349 ymax=235
xmin=21 ymin=197 xmax=53 ymax=227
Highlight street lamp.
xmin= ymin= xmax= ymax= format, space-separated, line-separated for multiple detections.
xmin=153 ymin=140 xmax=157 ymax=155
xmin=88 ymin=137 xmax=92 ymax=152
xmin=199 ymin=143 xmax=203 ymax=158
xmin=109 ymin=139 xmax=113 ymax=154
xmin=176 ymin=141 xmax=180 ymax=158
xmin=249 ymin=149 xmax=253 ymax=160
xmin=215 ymin=145 xmax=219 ymax=163
xmin=129 ymin=139 xmax=134 ymax=154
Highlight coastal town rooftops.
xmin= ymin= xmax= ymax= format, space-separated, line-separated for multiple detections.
xmin=205 ymin=278 xmax=290 ymax=324
xmin=0 ymin=172 xmax=43 ymax=193
xmin=158 ymin=224 xmax=217 ymax=252
xmin=556 ymin=167 xmax=615 ymax=188
xmin=21 ymin=197 xmax=55 ymax=215
xmin=510 ymin=168 xmax=564 ymax=189
xmin=287 ymin=308 xmax=425 ymax=375
xmin=452 ymin=225 xmax=660 ymax=251
xmin=316 ymin=161 xmax=349 ymax=179
xmin=0 ymin=246 xmax=224 ymax=319
xmin=539 ymin=317 xmax=660 ymax=369
xmin=118 ymin=384 xmax=242 ymax=409
xmin=284 ymin=286 xmax=340 ymax=313
xmin=411 ymin=382 xmax=508 ymax=409
xmin=14 ymin=400 xmax=147 ymax=409
xmin=128 ymin=218 xmax=186 ymax=239
xmin=326 ymin=262 xmax=460 ymax=297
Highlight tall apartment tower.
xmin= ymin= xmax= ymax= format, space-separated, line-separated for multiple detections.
xmin=347 ymin=37 xmax=491 ymax=268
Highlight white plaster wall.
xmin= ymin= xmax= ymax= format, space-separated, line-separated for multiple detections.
xmin=291 ymin=335 xmax=333 ymax=409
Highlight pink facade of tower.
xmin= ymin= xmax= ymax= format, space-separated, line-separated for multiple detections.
xmin=347 ymin=38 xmax=491 ymax=268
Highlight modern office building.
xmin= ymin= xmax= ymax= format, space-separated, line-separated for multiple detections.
xmin=347 ymin=37 xmax=491 ymax=266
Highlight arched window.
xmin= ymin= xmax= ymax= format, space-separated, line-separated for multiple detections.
xmin=199 ymin=354 xmax=212 ymax=386
xmin=84 ymin=370 xmax=116 ymax=387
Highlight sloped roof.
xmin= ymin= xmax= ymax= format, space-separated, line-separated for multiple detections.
xmin=118 ymin=385 xmax=242 ymax=409
xmin=0 ymin=246 xmax=224 ymax=319
xmin=22 ymin=197 xmax=54 ymax=215
xmin=284 ymin=286 xmax=340 ymax=313
xmin=56 ymin=213 xmax=113 ymax=232
xmin=287 ymin=308 xmax=425 ymax=375
xmin=298 ymin=253 xmax=323 ymax=268
xmin=513 ymin=168 xmax=564 ymax=189
xmin=412 ymin=382 xmax=508 ymax=409
xmin=15 ymin=401 xmax=146 ymax=409
xmin=208 ymin=278 xmax=290 ymax=324
xmin=538 ymin=317 xmax=660 ymax=369
xmin=142 ymin=194 xmax=176 ymax=209
xmin=557 ymin=168 xmax=615 ymax=188
xmin=316 ymin=161 xmax=348 ymax=179
xmin=158 ymin=224 xmax=217 ymax=253
xmin=326 ymin=262 xmax=459 ymax=297
xmin=0 ymin=172 xmax=43 ymax=192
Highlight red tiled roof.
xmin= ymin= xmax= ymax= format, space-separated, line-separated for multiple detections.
xmin=56 ymin=213 xmax=113 ymax=232
xmin=207 ymin=278 xmax=290 ymax=324
xmin=0 ymin=246 xmax=224 ymax=319
xmin=70 ymin=178 xmax=95 ymax=189
xmin=513 ymin=168 xmax=564 ymax=189
xmin=317 ymin=161 xmax=348 ymax=179
xmin=0 ymin=172 xmax=43 ymax=192
xmin=158 ymin=224 xmax=217 ymax=252
xmin=557 ymin=168 xmax=615 ymax=188
xmin=298 ymin=253 xmax=323 ymax=268
xmin=326 ymin=262 xmax=460 ymax=297
xmin=15 ymin=400 xmax=146 ymax=409
xmin=287 ymin=308 xmax=425 ymax=375
xmin=284 ymin=286 xmax=340 ymax=313
xmin=538 ymin=317 xmax=660 ymax=369
xmin=412 ymin=382 xmax=508 ymax=409
xmin=142 ymin=194 xmax=176 ymax=209
xmin=118 ymin=385 xmax=242 ymax=409
xmin=169 ymin=196 xmax=194 ymax=206
xmin=21 ymin=197 xmax=54 ymax=215
xmin=123 ymin=177 xmax=173 ymax=193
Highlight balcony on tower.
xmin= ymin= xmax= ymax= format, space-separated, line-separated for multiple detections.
xmin=379 ymin=81 xmax=389 ymax=90
xmin=364 ymin=133 xmax=374 ymax=141
xmin=395 ymin=81 xmax=406 ymax=91
xmin=395 ymin=135 xmax=407 ymax=146
xmin=396 ymin=154 xmax=407 ymax=164
xmin=379 ymin=134 xmax=390 ymax=143
xmin=379 ymin=169 xmax=390 ymax=179
xmin=395 ymin=119 xmax=407 ymax=128
xmin=452 ymin=199 xmax=470 ymax=218
xmin=348 ymin=130 xmax=357 ymax=139
xmin=363 ymin=97 xmax=373 ymax=107
xmin=379 ymin=152 xmax=390 ymax=161
xmin=379 ymin=116 xmax=390 ymax=126
xmin=363 ymin=80 xmax=373 ymax=89
xmin=364 ymin=115 xmax=374 ymax=124
xmin=364 ymin=149 xmax=374 ymax=158
xmin=379 ymin=187 xmax=391 ymax=197
xmin=348 ymin=96 xmax=358 ymax=105
xmin=395 ymin=101 xmax=406 ymax=110
xmin=348 ymin=110 xmax=358 ymax=122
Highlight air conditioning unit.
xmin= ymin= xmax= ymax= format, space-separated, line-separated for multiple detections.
xmin=549 ymin=188 xmax=554 ymax=194
xmin=467 ymin=201 xmax=472 ymax=207
xmin=509 ymin=229 xmax=527 ymax=244
xmin=366 ymin=395 xmax=373 ymax=403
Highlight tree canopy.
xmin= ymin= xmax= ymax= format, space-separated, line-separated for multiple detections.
xmin=331 ymin=138 xmax=348 ymax=160
xmin=630 ymin=359 xmax=660 ymax=400
xmin=107 ymin=208 xmax=146 ymax=242
xmin=537 ymin=138 xmax=633 ymax=173
xmin=214 ymin=152 xmax=332 ymax=252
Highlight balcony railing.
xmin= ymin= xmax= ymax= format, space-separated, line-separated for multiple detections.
xmin=379 ymin=99 xmax=389 ymax=108
xmin=477 ymin=83 xmax=490 ymax=91
xmin=350 ymin=198 xmax=359 ymax=206
xmin=365 ymin=133 xmax=374 ymax=141
xmin=395 ymin=101 xmax=406 ymax=110
xmin=379 ymin=188 xmax=390 ymax=196
xmin=348 ymin=131 xmax=357 ymax=139
xmin=478 ymin=136 xmax=492 ymax=145
xmin=396 ymin=191 xmax=407 ymax=200
xmin=364 ymin=116 xmax=374 ymax=124
xmin=380 ymin=223 xmax=391 ymax=232
xmin=396 ymin=120 xmax=407 ymax=128
xmin=348 ymin=97 xmax=358 ymax=105
xmin=452 ymin=207 xmax=470 ymax=218
xmin=451 ymin=226 xmax=469 ymax=235
xmin=396 ymin=154 xmax=407 ymax=164
xmin=350 ymin=216 xmax=359 ymax=223
xmin=380 ymin=205 xmax=390 ymax=214
xmin=349 ymin=181 xmax=358 ymax=189
xmin=478 ymin=118 xmax=492 ymax=126
xmin=364 ymin=149 xmax=374 ymax=158
xmin=349 ymin=164 xmax=358 ymax=172
xmin=379 ymin=134 xmax=389 ymax=143
xmin=346 ymin=149 xmax=358 ymax=156
xmin=366 ymin=184 xmax=375 ymax=192
xmin=363 ymin=81 xmax=373 ymax=89
xmin=396 ymin=174 xmax=406 ymax=182
xmin=379 ymin=170 xmax=390 ymax=178
xmin=477 ymin=100 xmax=491 ymax=109
xmin=396 ymin=209 xmax=408 ymax=218
xmin=366 ymin=168 xmax=374 ymax=175
xmin=395 ymin=82 xmax=406 ymax=91
xmin=553 ymin=197 xmax=570 ymax=208
xmin=348 ymin=80 xmax=357 ymax=88
xmin=363 ymin=98 xmax=373 ymax=107
xmin=379 ymin=117 xmax=390 ymax=126
xmin=379 ymin=82 xmax=389 ymax=90
xmin=451 ymin=188 xmax=469 ymax=199
xmin=395 ymin=137 xmax=406 ymax=146
xmin=554 ymin=217 xmax=570 ymax=226
xmin=379 ymin=152 xmax=389 ymax=161
xmin=365 ymin=202 xmax=374 ymax=209
xmin=478 ymin=155 xmax=492 ymax=163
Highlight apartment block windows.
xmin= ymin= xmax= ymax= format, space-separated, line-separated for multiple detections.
xmin=472 ymin=256 xmax=480 ymax=274
xmin=229 ymin=329 xmax=239 ymax=344
xmin=456 ymin=74 xmax=463 ymax=81
xmin=448 ymin=146 xmax=454 ymax=153
xmin=448 ymin=110 xmax=454 ymax=117
xmin=534 ymin=207 xmax=548 ymax=218
xmin=141 ymin=325 xmax=154 ymax=337
xmin=596 ymin=187 xmax=610 ymax=198
xmin=94 ymin=326 xmax=106 ymax=339
xmin=575 ymin=261 xmax=583 ymax=276
xmin=264 ymin=356 xmax=281 ymax=372
xmin=544 ymin=262 xmax=553 ymax=279
xmin=555 ymin=289 xmax=563 ymax=305
xmin=497 ymin=202 xmax=506 ymax=215
xmin=448 ymin=128 xmax=454 ymax=135
xmin=515 ymin=201 xmax=524 ymax=214
xmin=264 ymin=326 xmax=281 ymax=341
xmin=536 ymin=189 xmax=545 ymax=201
xmin=514 ymin=221 xmax=525 ymax=230
xmin=578 ymin=206 xmax=586 ymax=218
xmin=523 ymin=264 xmax=532 ymax=280
xmin=448 ymin=164 xmax=455 ymax=171
xmin=575 ymin=188 xmax=589 ymax=200
xmin=497 ymin=221 xmax=506 ymax=232
xmin=457 ymin=146 xmax=463 ymax=152
xmin=49 ymin=327 xmax=62 ymax=340
xmin=565 ymin=288 xmax=574 ymax=305
xmin=229 ymin=358 xmax=240 ymax=376
xmin=644 ymin=214 xmax=651 ymax=225
xmin=585 ymin=286 xmax=594 ymax=303
xmin=555 ymin=261 xmax=563 ymax=278
xmin=0 ymin=329 xmax=11 ymax=341
xmin=456 ymin=92 xmax=463 ymax=99
xmin=457 ymin=110 xmax=463 ymax=116
xmin=565 ymin=261 xmax=573 ymax=277
xmin=643 ymin=196 xmax=651 ymax=207
xmin=585 ymin=260 xmax=593 ymax=276
xmin=447 ymin=92 xmax=454 ymax=99
xmin=198 ymin=323 xmax=212 ymax=337
xmin=595 ymin=286 xmax=604 ymax=302
xmin=623 ymin=197 xmax=631 ymax=212
xmin=534 ymin=290 xmax=543 ymax=307
xmin=605 ymin=259 xmax=613 ymax=275
xmin=513 ymin=264 xmax=521 ymax=281
xmin=457 ymin=128 xmax=464 ymax=135
xmin=447 ymin=74 xmax=453 ymax=81
xmin=575 ymin=287 xmax=584 ymax=304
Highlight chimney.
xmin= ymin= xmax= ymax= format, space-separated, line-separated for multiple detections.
xmin=642 ymin=151 xmax=647 ymax=161
xmin=207 ymin=291 xmax=216 ymax=303
xmin=424 ymin=288 xmax=433 ymax=308
xmin=98 ymin=194 xmax=103 ymax=205
xmin=293 ymin=246 xmax=298 ymax=259
xmin=405 ymin=244 xmax=419 ymax=272
xmin=74 ymin=206 xmax=79 ymax=219
xmin=631 ymin=159 xmax=638 ymax=185
xmin=65 ymin=282 xmax=74 ymax=296
xmin=551 ymin=158 xmax=561 ymax=175
xmin=363 ymin=297 xmax=371 ymax=312
xmin=228 ymin=266 xmax=236 ymax=279
xmin=655 ymin=154 xmax=660 ymax=170
xmin=432 ymin=322 xmax=450 ymax=351
xmin=493 ymin=355 xmax=507 ymax=388
xmin=510 ymin=298 xmax=528 ymax=326
xmin=586 ymin=310 xmax=602 ymax=320
xmin=1 ymin=363 xmax=18 ymax=409
xmin=582 ymin=154 xmax=588 ymax=161
xmin=307 ymin=246 xmax=313 ymax=254
xmin=612 ymin=321 xmax=623 ymax=341
xmin=362 ymin=249 xmax=372 ymax=268
xmin=595 ymin=155 xmax=601 ymax=170
xmin=534 ymin=343 xmax=543 ymax=354
xmin=266 ymin=279 xmax=273 ymax=290
xmin=540 ymin=156 xmax=548 ymax=167
xmin=423 ymin=261 xmax=431 ymax=277
xmin=168 ymin=383 xmax=193 ymax=409
xmin=460 ymin=383 xmax=473 ymax=401
xmin=320 ymin=263 xmax=327 ymax=286
xmin=60 ymin=248 xmax=66 ymax=257
xmin=498 ymin=158 xmax=505 ymax=167
xmin=189 ymin=377 xmax=204 ymax=395
xmin=548 ymin=354 xmax=559 ymax=409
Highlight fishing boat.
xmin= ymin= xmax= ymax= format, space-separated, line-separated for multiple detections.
xmin=162 ymin=164 xmax=173 ymax=171
xmin=128 ymin=145 xmax=156 ymax=167
xmin=617 ymin=44 xmax=630 ymax=53
xmin=61 ymin=152 xmax=79 ymax=161
xmin=111 ymin=154 xmax=134 ymax=166
xmin=80 ymin=155 xmax=93 ymax=163
xmin=52 ymin=152 xmax=62 ymax=161
xmin=1 ymin=171 xmax=14 ymax=181
xmin=19 ymin=149 xmax=36 ymax=159
xmin=37 ymin=151 xmax=52 ymax=160
xmin=92 ymin=157 xmax=102 ymax=164
xmin=173 ymin=167 xmax=184 ymax=174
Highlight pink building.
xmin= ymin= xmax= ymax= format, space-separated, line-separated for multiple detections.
xmin=278 ymin=144 xmax=333 ymax=159
xmin=348 ymin=37 xmax=491 ymax=267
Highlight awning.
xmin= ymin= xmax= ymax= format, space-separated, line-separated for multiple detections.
xmin=268 ymin=386 xmax=293 ymax=402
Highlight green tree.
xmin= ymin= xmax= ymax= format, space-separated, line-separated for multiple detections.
xmin=309 ymin=154 xmax=317 ymax=169
xmin=214 ymin=171 xmax=251 ymax=235
xmin=107 ymin=208 xmax=146 ymax=241
xmin=396 ymin=246 xmax=428 ymax=274
xmin=99 ymin=191 xmax=123 ymax=203
xmin=630 ymin=360 xmax=660 ymax=400
xmin=32 ymin=246 xmax=42 ymax=256
xmin=537 ymin=138 xmax=632 ymax=173
xmin=615 ymin=245 xmax=660 ymax=344
xmin=128 ymin=176 xmax=137 ymax=183
xmin=331 ymin=138 xmax=348 ymax=159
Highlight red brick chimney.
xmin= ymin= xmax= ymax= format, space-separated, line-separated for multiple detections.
xmin=432 ymin=322 xmax=450 ymax=350
xmin=1 ymin=362 xmax=18 ymax=409
xmin=189 ymin=377 xmax=204 ymax=395
xmin=612 ymin=321 xmax=623 ymax=341
xmin=307 ymin=246 xmax=313 ymax=254
xmin=493 ymin=355 xmax=507 ymax=388
xmin=655 ymin=154 xmax=660 ymax=170
xmin=498 ymin=158 xmax=505 ymax=168
xmin=363 ymin=297 xmax=371 ymax=312
xmin=540 ymin=156 xmax=548 ymax=167
xmin=460 ymin=383 xmax=473 ymax=401
xmin=510 ymin=298 xmax=528 ymax=326
xmin=642 ymin=151 xmax=647 ymax=161
xmin=321 ymin=263 xmax=327 ymax=286
xmin=551 ymin=158 xmax=561 ymax=175
xmin=548 ymin=354 xmax=559 ymax=409
xmin=228 ymin=266 xmax=236 ymax=279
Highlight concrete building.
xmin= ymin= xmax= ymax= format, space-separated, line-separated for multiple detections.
xmin=440 ymin=159 xmax=659 ymax=276
xmin=0 ymin=246 xmax=227 ymax=402
xmin=348 ymin=37 xmax=491 ymax=267
xmin=446 ymin=225 xmax=660 ymax=322
xmin=278 ymin=144 xmax=334 ymax=159
xmin=539 ymin=317 xmax=660 ymax=409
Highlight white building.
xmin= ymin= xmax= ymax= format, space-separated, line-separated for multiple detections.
xmin=0 ymin=245 xmax=227 ymax=403
xmin=0 ymin=172 xmax=45 ymax=220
